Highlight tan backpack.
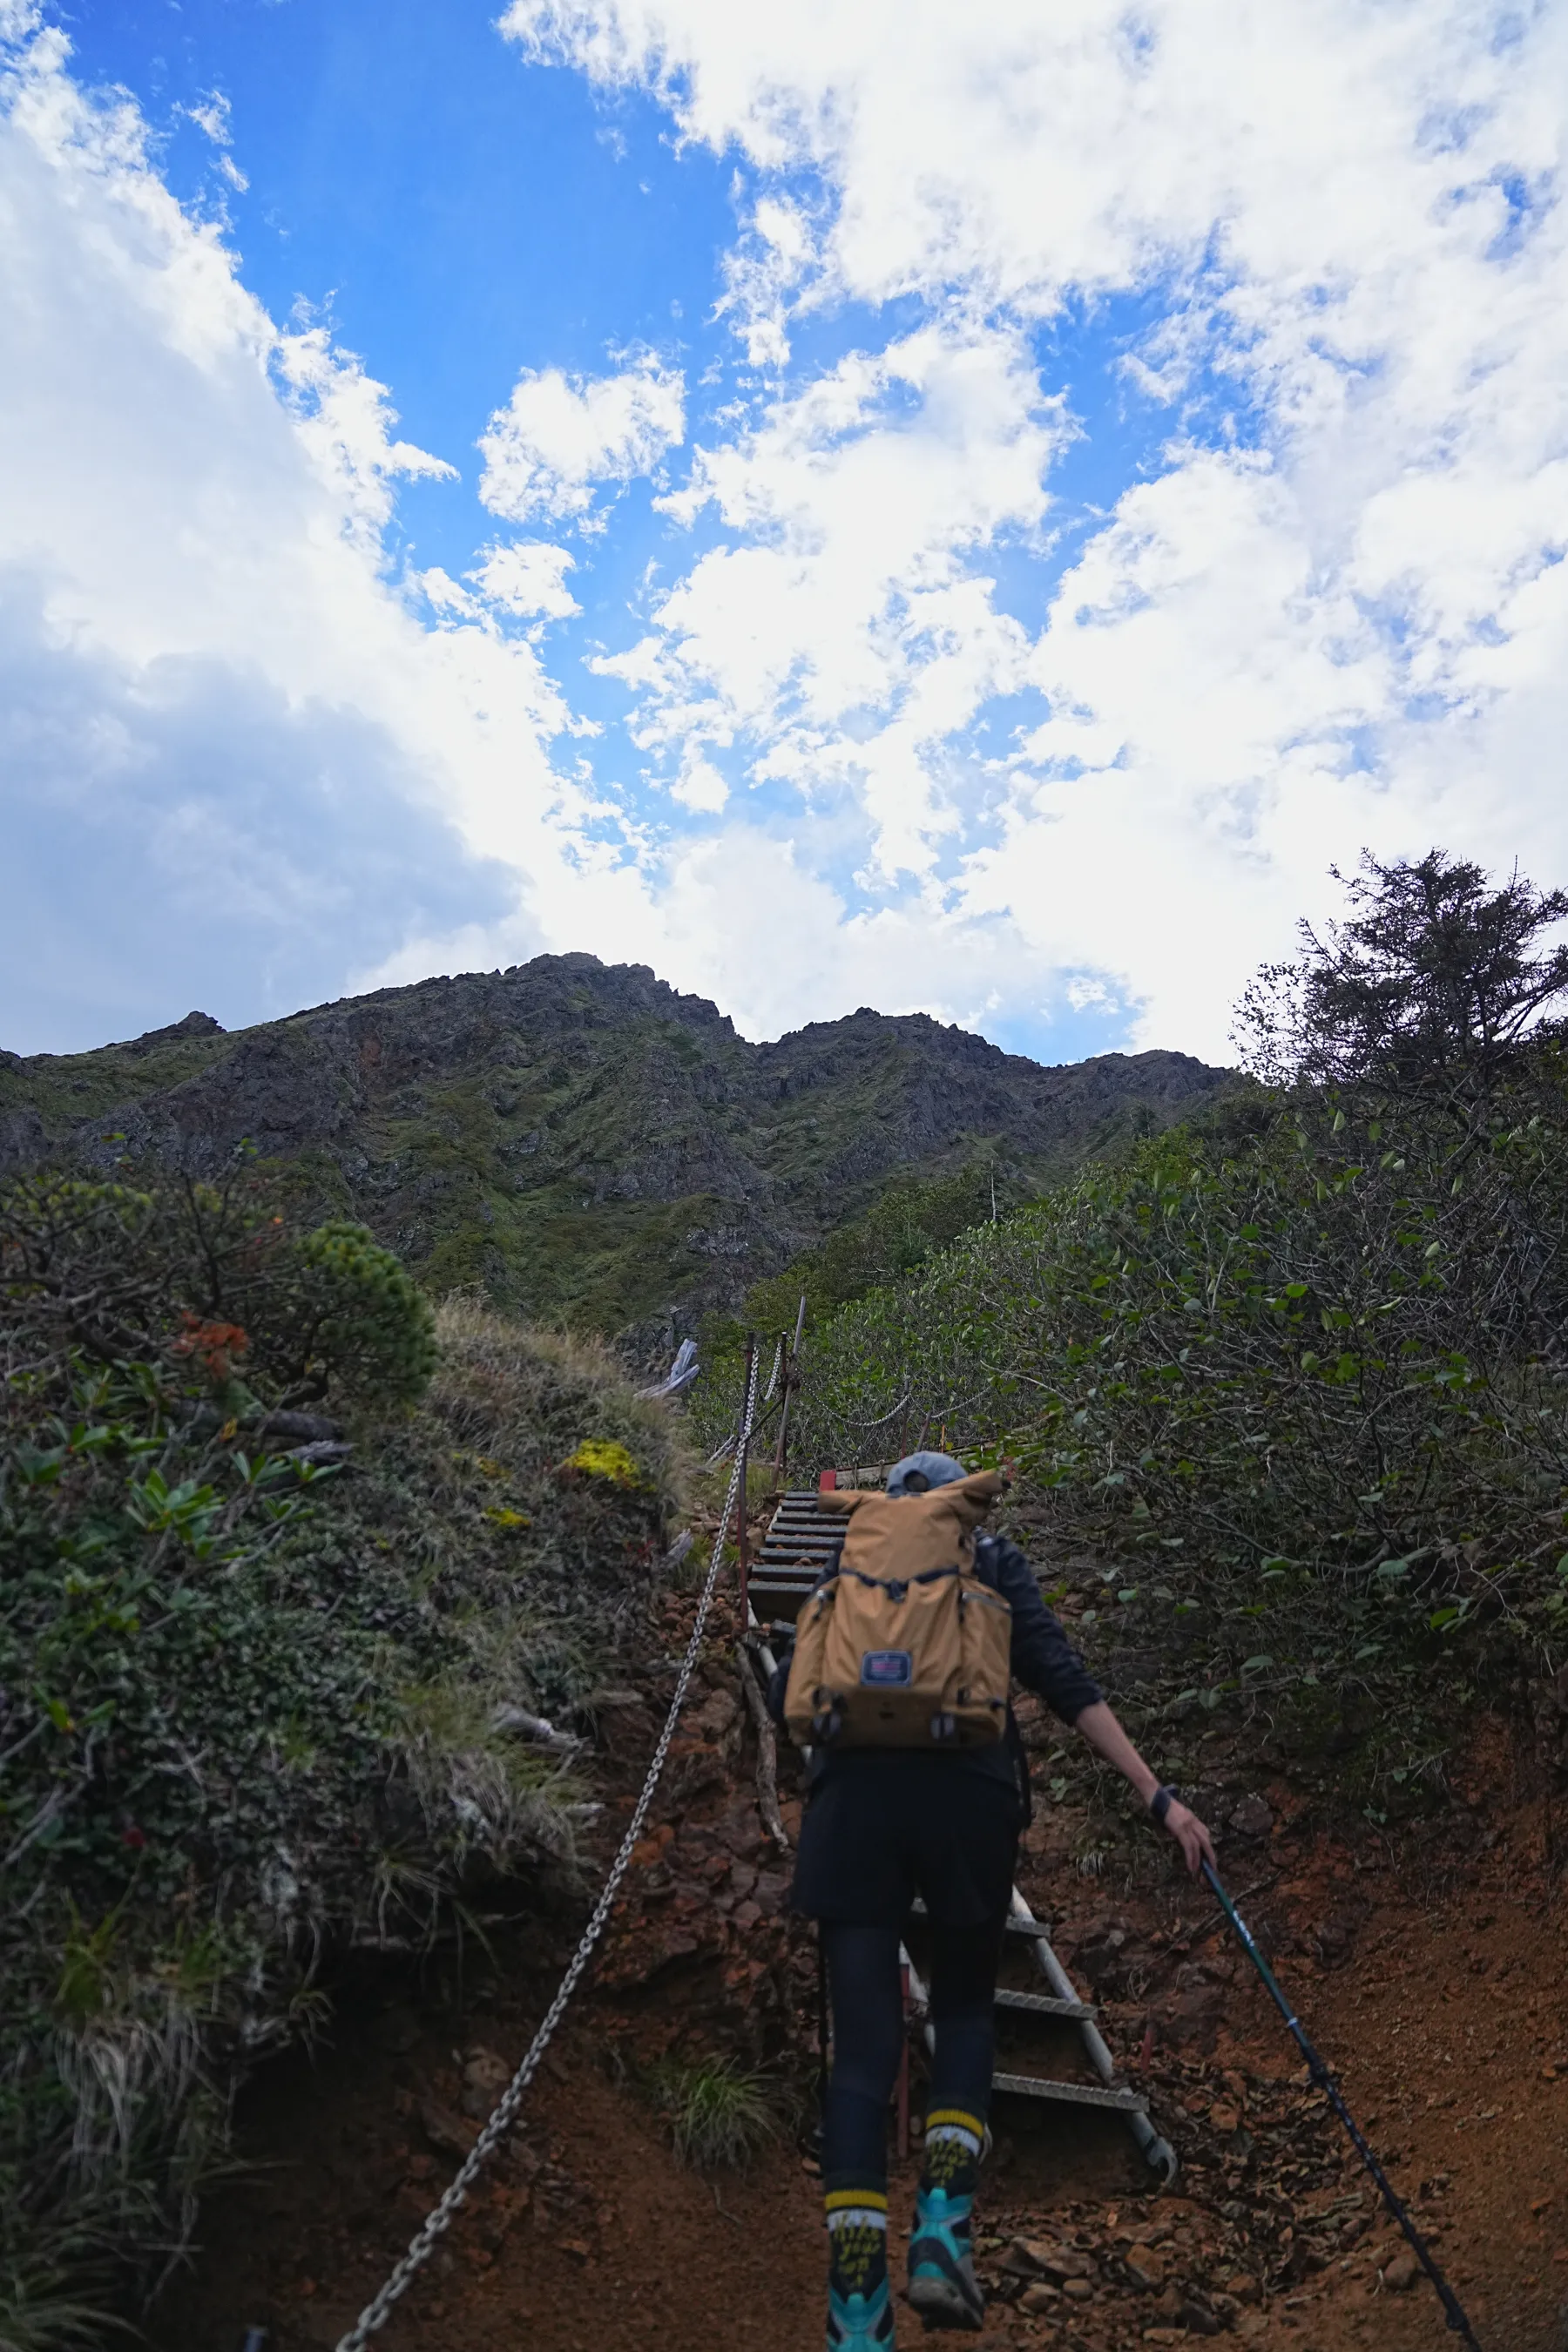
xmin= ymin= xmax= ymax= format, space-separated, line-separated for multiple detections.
xmin=782 ymin=1471 xmax=1012 ymax=1749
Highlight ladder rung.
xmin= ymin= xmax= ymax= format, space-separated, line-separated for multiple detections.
xmin=911 ymin=1903 xmax=1053 ymax=1941
xmin=909 ymin=1899 xmax=1051 ymax=1936
xmin=990 ymin=2072 xmax=1147 ymax=2112
xmin=994 ymin=1988 xmax=1097 ymax=2022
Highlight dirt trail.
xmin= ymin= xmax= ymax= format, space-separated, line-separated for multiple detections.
xmin=158 ymin=1584 xmax=1568 ymax=2352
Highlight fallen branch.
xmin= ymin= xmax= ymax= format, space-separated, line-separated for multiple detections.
xmin=736 ymin=1649 xmax=789 ymax=1853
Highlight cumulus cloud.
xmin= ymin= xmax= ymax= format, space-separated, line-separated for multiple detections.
xmin=0 ymin=13 xmax=605 ymax=1051
xmin=477 ymin=352 xmax=685 ymax=528
xmin=9 ymin=0 xmax=1568 ymax=1071
xmin=599 ymin=321 xmax=1064 ymax=875
xmin=502 ymin=0 xmax=1568 ymax=1053
xmin=0 ymin=565 xmax=517 ymax=1051
xmin=470 ymin=540 xmax=581 ymax=619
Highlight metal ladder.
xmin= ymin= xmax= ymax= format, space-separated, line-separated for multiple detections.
xmin=747 ymin=1483 xmax=1177 ymax=2186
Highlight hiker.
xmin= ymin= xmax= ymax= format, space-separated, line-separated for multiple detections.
xmin=773 ymin=1450 xmax=1215 ymax=2350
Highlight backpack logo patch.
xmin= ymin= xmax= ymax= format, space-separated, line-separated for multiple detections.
xmin=860 ymin=1649 xmax=913 ymax=1686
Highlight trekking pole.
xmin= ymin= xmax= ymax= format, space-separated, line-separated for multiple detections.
xmin=1200 ymin=1860 xmax=1483 ymax=2349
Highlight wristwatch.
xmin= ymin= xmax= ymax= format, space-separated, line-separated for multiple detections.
xmin=1149 ymin=1784 xmax=1179 ymax=1825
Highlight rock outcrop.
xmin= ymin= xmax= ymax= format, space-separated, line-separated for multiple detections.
xmin=0 ymin=955 xmax=1234 ymax=1342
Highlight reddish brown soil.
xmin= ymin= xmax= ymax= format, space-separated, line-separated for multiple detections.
xmin=156 ymin=1585 xmax=1568 ymax=2352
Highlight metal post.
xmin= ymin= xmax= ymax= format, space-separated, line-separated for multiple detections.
xmin=773 ymin=1291 xmax=808 ymax=1478
xmin=736 ymin=1333 xmax=755 ymax=1621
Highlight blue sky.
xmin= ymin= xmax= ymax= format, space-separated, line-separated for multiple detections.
xmin=3 ymin=0 xmax=1566 ymax=1059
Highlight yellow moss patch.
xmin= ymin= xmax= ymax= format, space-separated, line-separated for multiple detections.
xmin=559 ymin=1437 xmax=645 ymax=1488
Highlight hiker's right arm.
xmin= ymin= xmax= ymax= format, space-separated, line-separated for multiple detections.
xmin=1071 ymin=1700 xmax=1216 ymax=1876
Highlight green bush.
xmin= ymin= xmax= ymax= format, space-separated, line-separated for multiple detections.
xmin=785 ymin=1062 xmax=1568 ymax=1730
xmin=0 ymin=1174 xmax=684 ymax=2345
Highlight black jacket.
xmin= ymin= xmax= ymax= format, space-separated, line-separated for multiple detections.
xmin=767 ymin=1531 xmax=1103 ymax=1815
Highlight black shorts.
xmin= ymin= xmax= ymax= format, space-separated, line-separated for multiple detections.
xmin=789 ymin=1754 xmax=1021 ymax=1930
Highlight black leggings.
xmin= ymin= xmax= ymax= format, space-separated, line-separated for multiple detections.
xmin=821 ymin=1917 xmax=1005 ymax=2185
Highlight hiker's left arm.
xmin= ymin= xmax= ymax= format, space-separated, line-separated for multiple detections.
xmin=1071 ymin=1700 xmax=1216 ymax=1876
xmin=990 ymin=1538 xmax=1105 ymax=1721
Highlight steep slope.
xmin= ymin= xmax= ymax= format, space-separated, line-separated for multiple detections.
xmin=0 ymin=956 xmax=1232 ymax=1346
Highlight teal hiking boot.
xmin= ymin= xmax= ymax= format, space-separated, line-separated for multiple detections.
xmin=906 ymin=2181 xmax=983 ymax=2331
xmin=827 ymin=2274 xmax=896 ymax=2350
xmin=907 ymin=2108 xmax=987 ymax=2331
xmin=825 ymin=2188 xmax=896 ymax=2351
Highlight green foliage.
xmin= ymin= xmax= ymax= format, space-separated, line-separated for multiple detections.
xmin=740 ymin=1159 xmax=1036 ymax=1332
xmin=0 ymin=1171 xmax=435 ymax=1415
xmin=287 ymin=1219 xmax=437 ymax=1403
xmin=0 ymin=1178 xmax=684 ymax=2332
xmin=647 ymin=2055 xmax=782 ymax=2170
xmin=0 ymin=970 xmax=1228 ymax=1343
xmin=1234 ymin=846 xmax=1568 ymax=1095
xmin=787 ymin=1052 xmax=1568 ymax=1736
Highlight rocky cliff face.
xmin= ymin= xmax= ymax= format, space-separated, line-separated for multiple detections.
xmin=0 ymin=955 xmax=1233 ymax=1348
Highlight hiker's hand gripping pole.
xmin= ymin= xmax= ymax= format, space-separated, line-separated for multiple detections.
xmin=1200 ymin=1860 xmax=1484 ymax=2351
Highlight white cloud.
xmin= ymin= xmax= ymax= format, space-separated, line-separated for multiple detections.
xmin=469 ymin=540 xmax=581 ymax=620
xmin=477 ymin=353 xmax=685 ymax=528
xmin=600 ymin=321 xmax=1064 ymax=876
xmin=9 ymin=0 xmax=1568 ymax=1073
xmin=503 ymin=0 xmax=1568 ymax=1056
xmin=669 ymin=752 xmax=728 ymax=812
xmin=182 ymin=91 xmax=233 ymax=145
xmin=0 ymin=15 xmax=606 ymax=1048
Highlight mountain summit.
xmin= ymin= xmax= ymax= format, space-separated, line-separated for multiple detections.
xmin=0 ymin=956 xmax=1231 ymax=1346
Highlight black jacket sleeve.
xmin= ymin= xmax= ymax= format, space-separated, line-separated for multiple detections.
xmin=978 ymin=1535 xmax=1104 ymax=1724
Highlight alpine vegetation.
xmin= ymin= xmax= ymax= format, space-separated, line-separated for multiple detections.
xmin=0 ymin=1169 xmax=682 ymax=2346
xmin=784 ymin=855 xmax=1568 ymax=1763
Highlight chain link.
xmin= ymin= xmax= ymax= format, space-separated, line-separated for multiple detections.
xmin=334 ymin=1346 xmax=764 ymax=2352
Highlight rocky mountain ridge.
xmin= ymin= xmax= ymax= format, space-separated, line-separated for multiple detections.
xmin=0 ymin=955 xmax=1233 ymax=1346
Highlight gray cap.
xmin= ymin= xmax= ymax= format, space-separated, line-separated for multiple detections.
xmin=886 ymin=1450 xmax=968 ymax=1497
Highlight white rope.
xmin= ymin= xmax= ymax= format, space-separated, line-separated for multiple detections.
xmin=822 ymin=1385 xmax=913 ymax=1431
xmin=333 ymin=1347 xmax=765 ymax=2352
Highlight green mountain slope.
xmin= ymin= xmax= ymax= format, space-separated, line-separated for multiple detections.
xmin=0 ymin=956 xmax=1233 ymax=1349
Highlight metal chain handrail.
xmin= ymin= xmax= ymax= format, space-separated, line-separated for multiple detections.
xmin=702 ymin=1335 xmax=782 ymax=1467
xmin=333 ymin=1346 xmax=764 ymax=2352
